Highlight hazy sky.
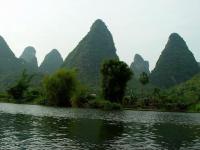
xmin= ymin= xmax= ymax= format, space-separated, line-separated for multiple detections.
xmin=0 ymin=0 xmax=199 ymax=70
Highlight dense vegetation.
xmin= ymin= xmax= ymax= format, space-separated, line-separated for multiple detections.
xmin=101 ymin=60 xmax=132 ymax=103
xmin=43 ymin=69 xmax=77 ymax=107
xmin=6 ymin=70 xmax=39 ymax=104
xmin=123 ymin=72 xmax=200 ymax=112
xmin=0 ymin=36 xmax=37 ymax=91
xmin=0 ymin=59 xmax=132 ymax=110
xmin=150 ymin=33 xmax=199 ymax=88
xmin=162 ymin=74 xmax=200 ymax=112
xmin=2 ymin=60 xmax=199 ymax=112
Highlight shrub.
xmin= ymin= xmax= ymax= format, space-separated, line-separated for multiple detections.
xmin=32 ymin=96 xmax=47 ymax=105
xmin=71 ymin=86 xmax=90 ymax=108
xmin=24 ymin=88 xmax=41 ymax=103
xmin=43 ymin=69 xmax=77 ymax=107
xmin=7 ymin=70 xmax=34 ymax=103
xmin=88 ymin=99 xmax=122 ymax=110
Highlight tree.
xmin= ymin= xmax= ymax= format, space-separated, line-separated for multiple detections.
xmin=153 ymin=88 xmax=161 ymax=98
xmin=101 ymin=59 xmax=132 ymax=103
xmin=139 ymin=72 xmax=149 ymax=85
xmin=7 ymin=70 xmax=34 ymax=103
xmin=43 ymin=69 xmax=77 ymax=107
xmin=139 ymin=72 xmax=149 ymax=96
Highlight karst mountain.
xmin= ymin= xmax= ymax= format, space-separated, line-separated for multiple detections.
xmin=150 ymin=33 xmax=199 ymax=88
xmin=130 ymin=54 xmax=150 ymax=78
xmin=62 ymin=19 xmax=118 ymax=88
xmin=39 ymin=49 xmax=63 ymax=74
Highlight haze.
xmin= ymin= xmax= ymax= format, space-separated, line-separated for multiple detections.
xmin=0 ymin=0 xmax=199 ymax=70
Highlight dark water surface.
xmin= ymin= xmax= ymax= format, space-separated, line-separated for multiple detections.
xmin=0 ymin=103 xmax=200 ymax=150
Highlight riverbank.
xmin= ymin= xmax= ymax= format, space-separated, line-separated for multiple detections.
xmin=1 ymin=96 xmax=200 ymax=113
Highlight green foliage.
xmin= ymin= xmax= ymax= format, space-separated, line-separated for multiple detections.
xmin=32 ymin=96 xmax=46 ymax=105
xmin=88 ymin=99 xmax=122 ymax=110
xmin=7 ymin=70 xmax=34 ymax=103
xmin=0 ymin=36 xmax=40 ymax=91
xmin=139 ymin=72 xmax=149 ymax=98
xmin=127 ymin=76 xmax=155 ymax=97
xmin=43 ymin=69 xmax=77 ymax=107
xmin=151 ymin=33 xmax=199 ymax=88
xmin=189 ymin=103 xmax=200 ymax=112
xmin=71 ymin=86 xmax=92 ymax=107
xmin=24 ymin=88 xmax=41 ymax=103
xmin=101 ymin=59 xmax=132 ymax=103
xmin=103 ymin=101 xmax=122 ymax=110
xmin=139 ymin=72 xmax=149 ymax=86
xmin=162 ymin=73 xmax=200 ymax=111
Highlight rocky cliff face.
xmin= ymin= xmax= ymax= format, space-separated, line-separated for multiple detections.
xmin=130 ymin=54 xmax=150 ymax=78
xmin=39 ymin=49 xmax=63 ymax=74
xmin=0 ymin=36 xmax=37 ymax=90
xmin=0 ymin=35 xmax=27 ymax=74
xmin=20 ymin=46 xmax=38 ymax=71
xmin=63 ymin=19 xmax=118 ymax=88
xmin=150 ymin=33 xmax=199 ymax=88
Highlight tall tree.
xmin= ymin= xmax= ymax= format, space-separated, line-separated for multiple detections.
xmin=101 ymin=60 xmax=132 ymax=103
xmin=139 ymin=72 xmax=149 ymax=96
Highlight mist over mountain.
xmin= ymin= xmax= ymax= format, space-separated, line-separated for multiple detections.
xmin=0 ymin=36 xmax=29 ymax=74
xmin=20 ymin=46 xmax=38 ymax=71
xmin=39 ymin=49 xmax=63 ymax=74
xmin=62 ymin=19 xmax=118 ymax=88
xmin=130 ymin=54 xmax=150 ymax=78
xmin=150 ymin=33 xmax=199 ymax=88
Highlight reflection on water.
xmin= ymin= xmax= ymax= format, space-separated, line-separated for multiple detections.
xmin=152 ymin=123 xmax=200 ymax=150
xmin=0 ymin=103 xmax=200 ymax=149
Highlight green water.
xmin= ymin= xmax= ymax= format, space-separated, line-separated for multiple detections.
xmin=0 ymin=103 xmax=200 ymax=149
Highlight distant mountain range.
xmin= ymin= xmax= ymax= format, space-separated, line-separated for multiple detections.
xmin=0 ymin=20 xmax=199 ymax=91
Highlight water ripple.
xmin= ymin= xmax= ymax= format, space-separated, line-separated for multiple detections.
xmin=0 ymin=103 xmax=200 ymax=149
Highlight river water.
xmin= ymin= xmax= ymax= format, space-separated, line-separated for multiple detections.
xmin=0 ymin=103 xmax=200 ymax=150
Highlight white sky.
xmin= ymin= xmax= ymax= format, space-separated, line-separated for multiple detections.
xmin=0 ymin=0 xmax=199 ymax=70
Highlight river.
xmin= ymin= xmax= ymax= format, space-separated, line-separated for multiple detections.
xmin=0 ymin=103 xmax=200 ymax=149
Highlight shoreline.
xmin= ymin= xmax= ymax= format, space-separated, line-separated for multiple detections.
xmin=0 ymin=101 xmax=199 ymax=114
